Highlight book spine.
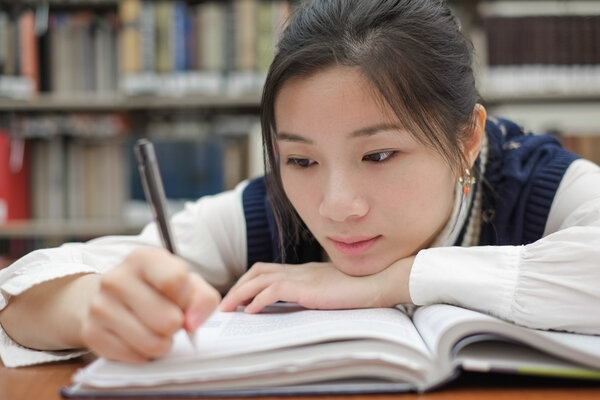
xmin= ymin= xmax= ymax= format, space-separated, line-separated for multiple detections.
xmin=18 ymin=9 xmax=39 ymax=92
xmin=1 ymin=11 xmax=15 ymax=76
xmin=480 ymin=7 xmax=600 ymax=98
xmin=199 ymin=1 xmax=226 ymax=72
xmin=0 ymin=10 xmax=8 ymax=74
xmin=257 ymin=0 xmax=275 ymax=72
xmin=0 ymin=131 xmax=30 ymax=223
xmin=154 ymin=1 xmax=174 ymax=74
xmin=140 ymin=1 xmax=155 ymax=72
xmin=119 ymin=0 xmax=142 ymax=75
xmin=224 ymin=1 xmax=235 ymax=74
xmin=37 ymin=15 xmax=51 ymax=93
xmin=234 ymin=0 xmax=258 ymax=71
xmin=185 ymin=6 xmax=197 ymax=71
xmin=173 ymin=1 xmax=187 ymax=72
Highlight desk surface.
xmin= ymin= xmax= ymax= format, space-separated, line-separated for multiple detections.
xmin=2 ymin=356 xmax=600 ymax=400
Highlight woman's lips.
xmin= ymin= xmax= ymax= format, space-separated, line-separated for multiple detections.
xmin=329 ymin=236 xmax=381 ymax=255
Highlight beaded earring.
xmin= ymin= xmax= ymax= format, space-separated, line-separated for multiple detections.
xmin=458 ymin=169 xmax=476 ymax=195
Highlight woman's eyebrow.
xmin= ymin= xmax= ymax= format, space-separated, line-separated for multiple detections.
xmin=276 ymin=132 xmax=313 ymax=144
xmin=349 ymin=123 xmax=403 ymax=138
xmin=276 ymin=123 xmax=402 ymax=143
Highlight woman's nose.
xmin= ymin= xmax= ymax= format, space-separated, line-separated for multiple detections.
xmin=318 ymin=175 xmax=369 ymax=222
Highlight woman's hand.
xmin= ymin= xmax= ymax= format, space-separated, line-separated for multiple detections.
xmin=80 ymin=248 xmax=221 ymax=363
xmin=220 ymin=257 xmax=415 ymax=314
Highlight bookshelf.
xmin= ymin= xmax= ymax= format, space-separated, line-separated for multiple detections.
xmin=1 ymin=0 xmax=600 ymax=264
xmin=0 ymin=92 xmax=262 ymax=112
xmin=0 ymin=0 xmax=288 ymax=263
xmin=464 ymin=0 xmax=600 ymax=136
xmin=0 ymin=219 xmax=143 ymax=238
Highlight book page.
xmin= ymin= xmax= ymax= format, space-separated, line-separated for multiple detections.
xmin=188 ymin=304 xmax=431 ymax=360
xmin=72 ymin=304 xmax=435 ymax=391
xmin=412 ymin=304 xmax=499 ymax=357
xmin=456 ymin=340 xmax=600 ymax=379
xmin=75 ymin=337 xmax=430 ymax=389
xmin=413 ymin=304 xmax=600 ymax=370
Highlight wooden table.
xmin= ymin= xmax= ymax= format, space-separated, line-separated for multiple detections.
xmin=1 ymin=356 xmax=600 ymax=400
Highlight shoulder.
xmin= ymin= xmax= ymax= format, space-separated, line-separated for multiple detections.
xmin=483 ymin=116 xmax=579 ymax=182
xmin=545 ymin=158 xmax=600 ymax=234
xmin=485 ymin=116 xmax=571 ymax=157
xmin=478 ymin=117 xmax=580 ymax=245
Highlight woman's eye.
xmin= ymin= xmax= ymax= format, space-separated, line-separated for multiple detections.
xmin=363 ymin=151 xmax=396 ymax=163
xmin=286 ymin=157 xmax=316 ymax=168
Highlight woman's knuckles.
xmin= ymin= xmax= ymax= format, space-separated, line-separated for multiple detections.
xmin=86 ymin=294 xmax=114 ymax=321
xmin=139 ymin=335 xmax=173 ymax=358
xmin=99 ymin=269 xmax=133 ymax=296
xmin=153 ymin=309 xmax=185 ymax=336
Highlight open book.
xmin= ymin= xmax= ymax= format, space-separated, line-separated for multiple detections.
xmin=62 ymin=303 xmax=600 ymax=397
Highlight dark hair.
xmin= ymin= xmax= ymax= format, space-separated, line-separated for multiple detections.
xmin=260 ymin=0 xmax=479 ymax=254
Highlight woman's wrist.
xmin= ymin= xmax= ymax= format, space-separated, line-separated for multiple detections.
xmin=0 ymin=273 xmax=101 ymax=351
xmin=372 ymin=256 xmax=415 ymax=308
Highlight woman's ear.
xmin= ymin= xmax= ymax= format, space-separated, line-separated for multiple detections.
xmin=462 ymin=104 xmax=486 ymax=168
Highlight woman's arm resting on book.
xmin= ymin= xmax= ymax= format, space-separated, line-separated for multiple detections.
xmin=409 ymin=160 xmax=600 ymax=334
xmin=220 ymin=257 xmax=414 ymax=313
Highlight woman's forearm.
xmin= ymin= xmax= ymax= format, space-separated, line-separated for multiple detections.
xmin=0 ymin=273 xmax=101 ymax=351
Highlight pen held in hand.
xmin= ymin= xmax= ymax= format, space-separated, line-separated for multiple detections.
xmin=134 ymin=138 xmax=197 ymax=349
xmin=134 ymin=139 xmax=177 ymax=254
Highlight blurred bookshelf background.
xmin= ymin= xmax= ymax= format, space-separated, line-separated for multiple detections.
xmin=1 ymin=0 xmax=600 ymax=266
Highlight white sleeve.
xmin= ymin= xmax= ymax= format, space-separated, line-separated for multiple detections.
xmin=409 ymin=159 xmax=600 ymax=335
xmin=0 ymin=181 xmax=249 ymax=367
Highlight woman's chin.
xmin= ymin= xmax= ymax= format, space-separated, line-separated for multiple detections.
xmin=330 ymin=255 xmax=390 ymax=277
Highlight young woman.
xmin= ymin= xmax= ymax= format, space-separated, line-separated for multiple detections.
xmin=1 ymin=0 xmax=599 ymax=367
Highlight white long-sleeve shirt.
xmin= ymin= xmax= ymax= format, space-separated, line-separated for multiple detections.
xmin=1 ymin=158 xmax=599 ymax=367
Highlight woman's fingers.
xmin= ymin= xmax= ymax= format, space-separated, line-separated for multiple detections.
xmin=221 ymin=263 xmax=314 ymax=312
xmin=82 ymin=247 xmax=221 ymax=362
xmin=82 ymin=287 xmax=173 ymax=361
xmin=220 ymin=271 xmax=280 ymax=312
xmin=83 ymin=327 xmax=148 ymax=364
xmin=99 ymin=264 xmax=185 ymax=338
xmin=225 ymin=262 xmax=273 ymax=294
xmin=220 ymin=261 xmax=392 ymax=314
xmin=183 ymin=272 xmax=221 ymax=332
xmin=130 ymin=249 xmax=222 ymax=332
xmin=243 ymin=283 xmax=297 ymax=314
xmin=128 ymin=248 xmax=194 ymax=308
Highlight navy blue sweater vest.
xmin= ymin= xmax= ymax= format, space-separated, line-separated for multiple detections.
xmin=242 ymin=118 xmax=579 ymax=268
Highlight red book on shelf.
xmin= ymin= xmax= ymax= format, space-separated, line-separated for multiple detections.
xmin=0 ymin=131 xmax=31 ymax=223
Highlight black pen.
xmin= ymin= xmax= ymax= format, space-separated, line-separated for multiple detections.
xmin=134 ymin=138 xmax=177 ymax=254
xmin=134 ymin=138 xmax=196 ymax=348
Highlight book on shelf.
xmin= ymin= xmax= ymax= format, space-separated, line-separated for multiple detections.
xmin=22 ymin=113 xmax=130 ymax=222
xmin=0 ymin=8 xmax=37 ymax=99
xmin=29 ymin=134 xmax=128 ymax=222
xmin=128 ymin=137 xmax=225 ymax=203
xmin=63 ymin=303 xmax=600 ymax=397
xmin=198 ymin=1 xmax=226 ymax=73
xmin=477 ymin=1 xmax=600 ymax=99
xmin=1 ymin=5 xmax=120 ymax=97
xmin=119 ymin=0 xmax=142 ymax=75
xmin=0 ymin=130 xmax=30 ymax=224
xmin=47 ymin=10 xmax=119 ymax=95
xmin=18 ymin=9 xmax=39 ymax=92
xmin=117 ymin=0 xmax=292 ymax=96
xmin=1 ymin=0 xmax=291 ymax=99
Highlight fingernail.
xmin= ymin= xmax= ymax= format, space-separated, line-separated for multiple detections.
xmin=185 ymin=310 xmax=204 ymax=332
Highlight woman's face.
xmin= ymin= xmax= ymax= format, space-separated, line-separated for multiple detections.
xmin=274 ymin=66 xmax=457 ymax=276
